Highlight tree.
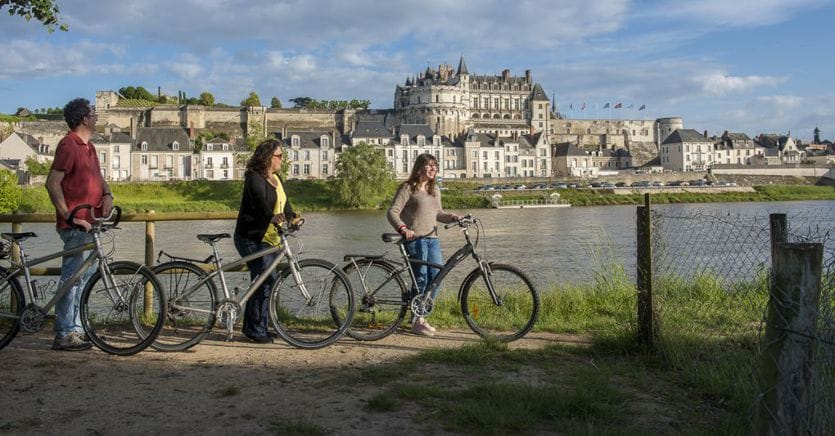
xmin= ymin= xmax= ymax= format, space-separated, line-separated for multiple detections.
xmin=0 ymin=169 xmax=22 ymax=213
xmin=332 ymin=142 xmax=393 ymax=208
xmin=24 ymin=156 xmax=50 ymax=175
xmin=199 ymin=91 xmax=215 ymax=106
xmin=244 ymin=120 xmax=265 ymax=151
xmin=241 ymin=91 xmax=262 ymax=107
xmin=270 ymin=97 xmax=282 ymax=109
xmin=290 ymin=97 xmax=312 ymax=108
xmin=1 ymin=0 xmax=67 ymax=32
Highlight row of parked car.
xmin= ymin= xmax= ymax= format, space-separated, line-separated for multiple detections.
xmin=476 ymin=180 xmax=738 ymax=191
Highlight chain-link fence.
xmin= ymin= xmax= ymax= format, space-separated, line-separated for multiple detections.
xmin=648 ymin=208 xmax=833 ymax=433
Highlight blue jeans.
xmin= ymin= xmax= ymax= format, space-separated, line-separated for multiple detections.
xmin=404 ymin=237 xmax=443 ymax=299
xmin=233 ymin=235 xmax=277 ymax=338
xmin=54 ymin=228 xmax=96 ymax=338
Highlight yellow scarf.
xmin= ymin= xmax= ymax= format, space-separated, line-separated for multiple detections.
xmin=261 ymin=174 xmax=286 ymax=247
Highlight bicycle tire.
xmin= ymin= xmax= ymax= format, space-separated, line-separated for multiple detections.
xmin=269 ymin=258 xmax=354 ymax=349
xmin=0 ymin=267 xmax=24 ymax=351
xmin=81 ymin=261 xmax=166 ymax=356
xmin=460 ymin=263 xmax=540 ymax=342
xmin=340 ymin=259 xmax=408 ymax=341
xmin=150 ymin=261 xmax=217 ymax=351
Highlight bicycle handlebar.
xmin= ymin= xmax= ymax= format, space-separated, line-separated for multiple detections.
xmin=274 ymin=217 xmax=305 ymax=235
xmin=444 ymin=213 xmax=476 ymax=229
xmin=66 ymin=204 xmax=122 ymax=229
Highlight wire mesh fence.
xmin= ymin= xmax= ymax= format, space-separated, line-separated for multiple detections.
xmin=649 ymin=208 xmax=833 ymax=433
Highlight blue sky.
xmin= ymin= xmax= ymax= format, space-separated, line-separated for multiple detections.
xmin=2 ymin=0 xmax=833 ymax=141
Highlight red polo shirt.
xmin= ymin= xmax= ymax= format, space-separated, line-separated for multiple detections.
xmin=51 ymin=131 xmax=104 ymax=229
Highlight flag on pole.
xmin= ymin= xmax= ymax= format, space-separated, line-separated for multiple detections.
xmin=639 ymin=104 xmax=646 ymax=111
xmin=603 ymin=103 xmax=610 ymax=109
xmin=614 ymin=102 xmax=622 ymax=109
xmin=569 ymin=103 xmax=573 ymax=110
xmin=581 ymin=102 xmax=586 ymax=110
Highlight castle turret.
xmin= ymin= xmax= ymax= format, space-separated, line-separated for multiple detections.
xmin=457 ymin=55 xmax=469 ymax=76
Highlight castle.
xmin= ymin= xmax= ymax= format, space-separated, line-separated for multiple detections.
xmin=7 ymin=57 xmax=683 ymax=181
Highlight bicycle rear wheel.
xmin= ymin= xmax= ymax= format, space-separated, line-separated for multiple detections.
xmin=460 ymin=263 xmax=540 ymax=342
xmin=81 ymin=261 xmax=166 ymax=356
xmin=340 ymin=259 xmax=408 ymax=341
xmin=151 ymin=261 xmax=217 ymax=351
xmin=270 ymin=258 xmax=354 ymax=349
xmin=0 ymin=268 xmax=24 ymax=351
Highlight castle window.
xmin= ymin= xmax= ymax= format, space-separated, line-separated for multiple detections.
xmin=172 ymin=141 xmax=180 ymax=151
xmin=435 ymin=95 xmax=439 ymax=103
xmin=207 ymin=144 xmax=213 ymax=151
xmin=304 ymin=150 xmax=310 ymax=160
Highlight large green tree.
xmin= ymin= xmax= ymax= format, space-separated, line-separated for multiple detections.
xmin=241 ymin=92 xmax=262 ymax=107
xmin=199 ymin=91 xmax=215 ymax=106
xmin=332 ymin=142 xmax=393 ymax=208
xmin=24 ymin=156 xmax=50 ymax=175
xmin=1 ymin=0 xmax=66 ymax=31
xmin=270 ymin=97 xmax=282 ymax=109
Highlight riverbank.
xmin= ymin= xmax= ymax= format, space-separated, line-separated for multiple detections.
xmin=12 ymin=179 xmax=835 ymax=214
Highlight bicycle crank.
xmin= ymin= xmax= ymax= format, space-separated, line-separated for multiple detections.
xmin=410 ymin=294 xmax=434 ymax=317
xmin=20 ymin=303 xmax=47 ymax=333
xmin=215 ymin=300 xmax=241 ymax=341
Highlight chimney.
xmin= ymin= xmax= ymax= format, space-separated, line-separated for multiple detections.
xmin=525 ymin=70 xmax=532 ymax=83
xmin=703 ymin=130 xmax=708 ymax=138
xmin=502 ymin=69 xmax=510 ymax=81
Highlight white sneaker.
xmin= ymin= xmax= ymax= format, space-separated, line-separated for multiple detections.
xmin=411 ymin=318 xmax=435 ymax=337
xmin=420 ymin=317 xmax=437 ymax=332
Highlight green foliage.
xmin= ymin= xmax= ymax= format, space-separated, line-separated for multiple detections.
xmin=240 ymin=91 xmax=261 ymax=107
xmin=270 ymin=96 xmax=282 ymax=109
xmin=0 ymin=170 xmax=22 ymax=213
xmin=1 ymin=0 xmax=66 ymax=31
xmin=332 ymin=142 xmax=393 ymax=208
xmin=198 ymin=91 xmax=215 ymax=106
xmin=244 ymin=120 xmax=265 ymax=151
xmin=23 ymin=156 xmax=50 ymax=175
xmin=289 ymin=97 xmax=369 ymax=110
xmin=119 ymin=86 xmax=156 ymax=101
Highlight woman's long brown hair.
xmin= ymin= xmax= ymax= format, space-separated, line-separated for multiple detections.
xmin=404 ymin=153 xmax=437 ymax=196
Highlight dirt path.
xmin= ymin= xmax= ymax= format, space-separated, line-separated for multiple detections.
xmin=1 ymin=329 xmax=579 ymax=435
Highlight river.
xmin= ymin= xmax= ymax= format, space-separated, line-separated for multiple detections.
xmin=8 ymin=201 xmax=834 ymax=290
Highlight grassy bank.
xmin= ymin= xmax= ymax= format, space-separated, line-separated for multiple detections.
xmin=13 ymin=180 xmax=834 ymax=214
xmin=356 ymin=266 xmax=769 ymax=433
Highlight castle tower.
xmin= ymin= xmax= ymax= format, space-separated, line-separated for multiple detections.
xmin=530 ymin=83 xmax=550 ymax=134
xmin=814 ymin=126 xmax=821 ymax=144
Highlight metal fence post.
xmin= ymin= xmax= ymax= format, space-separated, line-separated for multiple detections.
xmin=636 ymin=193 xmax=655 ymax=351
xmin=754 ymin=242 xmax=823 ymax=435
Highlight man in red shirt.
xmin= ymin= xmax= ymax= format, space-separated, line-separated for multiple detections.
xmin=45 ymin=98 xmax=113 ymax=351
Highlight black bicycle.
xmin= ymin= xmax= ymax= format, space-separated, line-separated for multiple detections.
xmin=340 ymin=214 xmax=539 ymax=342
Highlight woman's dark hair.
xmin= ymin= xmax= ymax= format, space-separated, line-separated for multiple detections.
xmin=405 ymin=153 xmax=438 ymax=196
xmin=246 ymin=139 xmax=284 ymax=175
xmin=63 ymin=98 xmax=92 ymax=130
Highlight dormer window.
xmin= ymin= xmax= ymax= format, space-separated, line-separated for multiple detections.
xmin=207 ymin=144 xmax=213 ymax=151
xmin=401 ymin=135 xmax=409 ymax=146
xmin=321 ymin=135 xmax=329 ymax=148
xmin=140 ymin=141 xmax=148 ymax=151
xmin=222 ymin=144 xmax=228 ymax=151
xmin=417 ymin=135 xmax=425 ymax=146
xmin=433 ymin=136 xmax=440 ymax=146
xmin=172 ymin=141 xmax=180 ymax=151
xmin=291 ymin=136 xmax=300 ymax=147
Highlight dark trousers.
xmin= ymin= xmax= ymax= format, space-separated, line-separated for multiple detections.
xmin=233 ymin=235 xmax=277 ymax=338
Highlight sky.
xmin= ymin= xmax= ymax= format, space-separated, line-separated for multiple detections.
xmin=1 ymin=0 xmax=834 ymax=141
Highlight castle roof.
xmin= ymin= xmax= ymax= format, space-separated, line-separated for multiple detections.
xmin=135 ymin=127 xmax=192 ymax=152
xmin=457 ymin=55 xmax=469 ymax=75
xmin=661 ymin=129 xmax=712 ymax=145
xmin=531 ymin=83 xmax=549 ymax=101
xmin=397 ymin=124 xmax=435 ymax=140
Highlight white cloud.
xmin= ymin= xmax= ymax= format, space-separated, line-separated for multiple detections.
xmin=695 ymin=73 xmax=786 ymax=96
xmin=0 ymin=39 xmax=131 ymax=80
xmin=756 ymin=95 xmax=803 ymax=108
xmin=652 ymin=0 xmax=830 ymax=26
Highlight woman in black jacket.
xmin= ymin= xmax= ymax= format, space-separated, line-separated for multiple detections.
xmin=233 ymin=139 xmax=296 ymax=343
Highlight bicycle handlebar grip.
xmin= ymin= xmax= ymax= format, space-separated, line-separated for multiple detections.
xmin=66 ymin=204 xmax=93 ymax=226
xmin=109 ymin=206 xmax=122 ymax=227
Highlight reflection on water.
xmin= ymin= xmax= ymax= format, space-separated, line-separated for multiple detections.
xmin=8 ymin=201 xmax=834 ymax=291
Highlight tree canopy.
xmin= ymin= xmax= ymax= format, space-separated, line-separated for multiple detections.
xmin=270 ymin=97 xmax=282 ymax=109
xmin=289 ymin=97 xmax=370 ymax=110
xmin=241 ymin=92 xmax=262 ymax=107
xmin=0 ymin=169 xmax=22 ymax=213
xmin=1 ymin=0 xmax=67 ymax=32
xmin=119 ymin=86 xmax=156 ymax=101
xmin=199 ymin=92 xmax=215 ymax=106
xmin=332 ymin=142 xmax=393 ymax=208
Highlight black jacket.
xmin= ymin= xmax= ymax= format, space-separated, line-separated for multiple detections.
xmin=234 ymin=170 xmax=296 ymax=242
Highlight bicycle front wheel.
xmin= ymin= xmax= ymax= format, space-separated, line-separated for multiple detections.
xmin=81 ymin=261 xmax=166 ymax=356
xmin=270 ymin=258 xmax=354 ymax=349
xmin=460 ymin=263 xmax=540 ymax=342
xmin=0 ymin=268 xmax=24 ymax=351
xmin=341 ymin=259 xmax=408 ymax=341
xmin=151 ymin=261 xmax=217 ymax=351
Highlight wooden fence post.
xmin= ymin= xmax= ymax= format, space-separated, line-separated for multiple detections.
xmin=636 ymin=193 xmax=655 ymax=351
xmin=144 ymin=210 xmax=156 ymax=318
xmin=754 ymin=242 xmax=823 ymax=435
xmin=769 ymin=213 xmax=787 ymax=263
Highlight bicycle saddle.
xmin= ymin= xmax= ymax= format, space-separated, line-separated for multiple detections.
xmin=1 ymin=232 xmax=37 ymax=242
xmin=197 ymin=233 xmax=231 ymax=243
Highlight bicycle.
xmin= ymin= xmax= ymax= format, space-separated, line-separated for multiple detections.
xmin=340 ymin=214 xmax=540 ymax=342
xmin=151 ymin=219 xmax=354 ymax=350
xmin=0 ymin=204 xmax=167 ymax=356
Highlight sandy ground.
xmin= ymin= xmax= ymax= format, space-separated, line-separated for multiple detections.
xmin=1 ymin=328 xmax=575 ymax=435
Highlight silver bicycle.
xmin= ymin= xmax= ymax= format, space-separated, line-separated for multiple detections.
xmin=0 ymin=205 xmax=167 ymax=356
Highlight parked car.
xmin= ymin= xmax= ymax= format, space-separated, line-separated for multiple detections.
xmin=630 ymin=181 xmax=651 ymax=188
xmin=601 ymin=182 xmax=616 ymax=188
xmin=590 ymin=182 xmax=603 ymax=188
xmin=515 ymin=184 xmax=527 ymax=190
xmin=652 ymin=181 xmax=665 ymax=187
xmin=615 ymin=181 xmax=627 ymax=188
